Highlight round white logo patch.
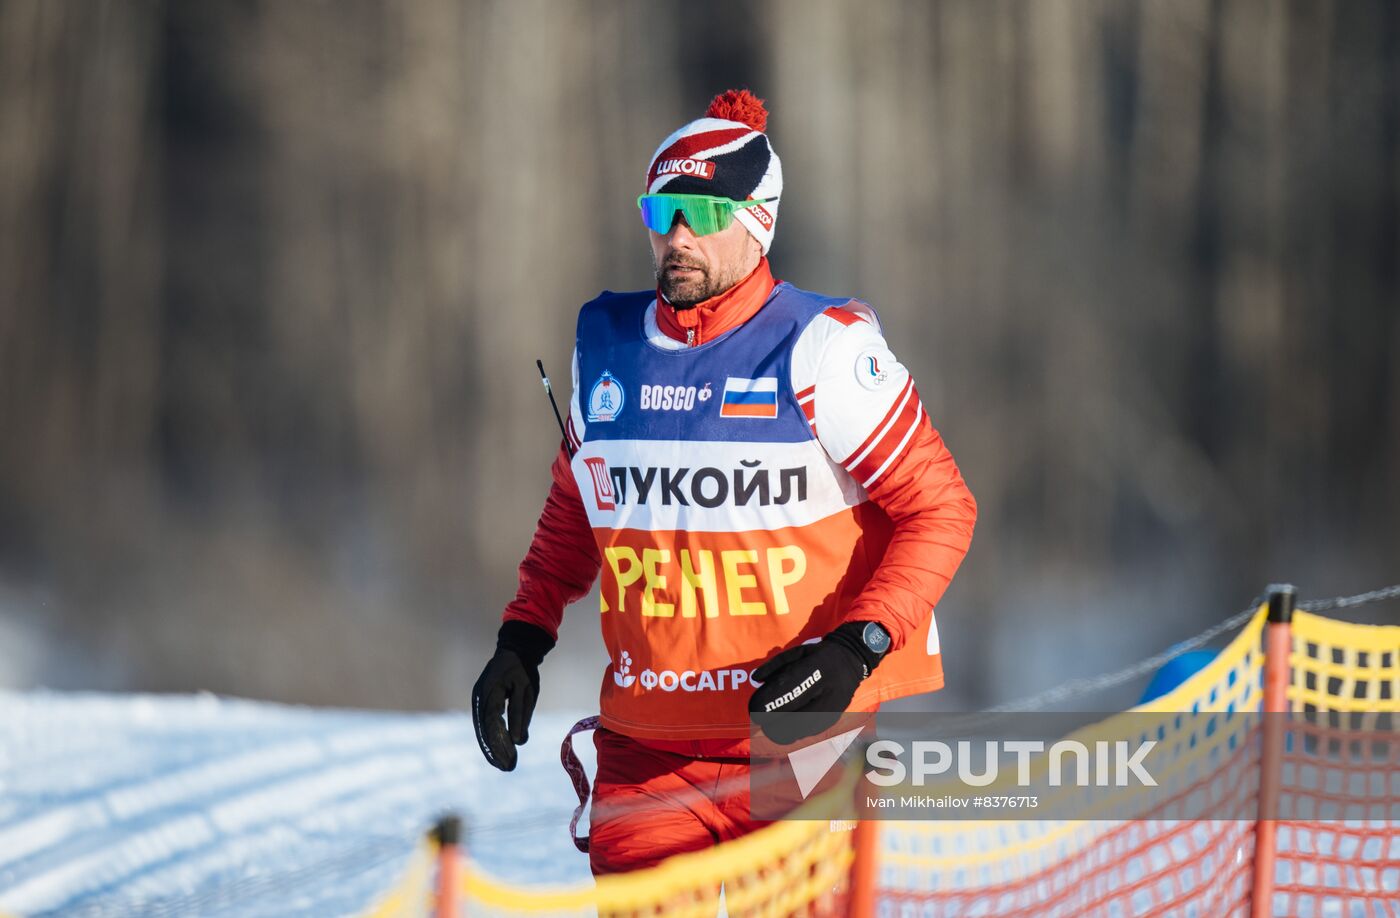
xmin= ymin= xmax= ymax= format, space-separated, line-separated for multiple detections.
xmin=855 ymin=347 xmax=892 ymax=390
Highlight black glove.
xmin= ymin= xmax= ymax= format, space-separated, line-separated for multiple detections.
xmin=472 ymin=620 xmax=555 ymax=771
xmin=748 ymin=621 xmax=887 ymax=745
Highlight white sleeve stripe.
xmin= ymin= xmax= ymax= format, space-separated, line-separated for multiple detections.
xmin=842 ymin=379 xmax=914 ymax=471
xmin=797 ymin=392 xmax=815 ymax=405
xmin=862 ymin=402 xmax=922 ymax=488
xmin=568 ymin=347 xmax=587 ymax=447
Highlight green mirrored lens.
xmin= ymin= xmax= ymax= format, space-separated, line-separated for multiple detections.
xmin=679 ymin=199 xmax=731 ymax=235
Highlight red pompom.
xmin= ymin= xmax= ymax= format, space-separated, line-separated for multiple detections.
xmin=705 ymin=89 xmax=768 ymax=132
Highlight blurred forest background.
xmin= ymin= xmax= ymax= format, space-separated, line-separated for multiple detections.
xmin=1 ymin=0 xmax=1396 ymax=713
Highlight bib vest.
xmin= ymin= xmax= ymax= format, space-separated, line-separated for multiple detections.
xmin=572 ymin=282 xmax=944 ymax=740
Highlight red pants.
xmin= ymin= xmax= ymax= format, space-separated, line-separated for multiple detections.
xmin=588 ymin=728 xmax=772 ymax=876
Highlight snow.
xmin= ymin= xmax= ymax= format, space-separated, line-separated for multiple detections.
xmin=0 ymin=692 xmax=597 ymax=917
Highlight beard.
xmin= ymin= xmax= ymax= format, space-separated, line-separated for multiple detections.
xmin=654 ymin=254 xmax=746 ymax=308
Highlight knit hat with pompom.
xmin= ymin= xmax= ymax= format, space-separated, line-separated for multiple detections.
xmin=644 ymin=89 xmax=783 ymax=253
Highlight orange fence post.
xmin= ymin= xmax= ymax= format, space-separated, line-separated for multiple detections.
xmin=1251 ymin=584 xmax=1294 ymax=918
xmin=433 ymin=814 xmax=464 ymax=918
xmin=850 ymin=819 xmax=879 ymax=918
xmin=849 ymin=747 xmax=879 ymax=918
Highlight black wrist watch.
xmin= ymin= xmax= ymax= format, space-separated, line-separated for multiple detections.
xmin=860 ymin=621 xmax=892 ymax=656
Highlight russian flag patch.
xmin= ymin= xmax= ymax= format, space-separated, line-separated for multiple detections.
xmin=719 ymin=377 xmax=779 ymax=418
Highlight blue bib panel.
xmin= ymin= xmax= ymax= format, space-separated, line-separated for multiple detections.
xmin=574 ymin=283 xmax=855 ymax=445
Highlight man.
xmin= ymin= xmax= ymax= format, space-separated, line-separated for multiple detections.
xmin=472 ymin=90 xmax=976 ymax=876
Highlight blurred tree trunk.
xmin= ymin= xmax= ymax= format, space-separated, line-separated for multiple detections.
xmin=0 ymin=0 xmax=163 ymax=561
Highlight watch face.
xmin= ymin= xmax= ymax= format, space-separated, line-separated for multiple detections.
xmin=863 ymin=622 xmax=891 ymax=655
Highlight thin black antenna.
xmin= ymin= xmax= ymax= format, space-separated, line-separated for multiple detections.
xmin=536 ymin=359 xmax=574 ymax=457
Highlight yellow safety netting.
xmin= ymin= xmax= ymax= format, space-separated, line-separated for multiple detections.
xmin=1288 ymin=609 xmax=1400 ymax=715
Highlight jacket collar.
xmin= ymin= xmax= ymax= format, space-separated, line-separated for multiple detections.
xmin=656 ymin=257 xmax=777 ymax=346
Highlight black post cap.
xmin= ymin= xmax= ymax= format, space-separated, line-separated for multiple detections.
xmin=1266 ymin=584 xmax=1297 ymax=623
xmin=432 ymin=813 xmax=463 ymax=846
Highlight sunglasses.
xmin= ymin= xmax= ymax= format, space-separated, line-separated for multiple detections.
xmin=637 ymin=193 xmax=778 ymax=237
